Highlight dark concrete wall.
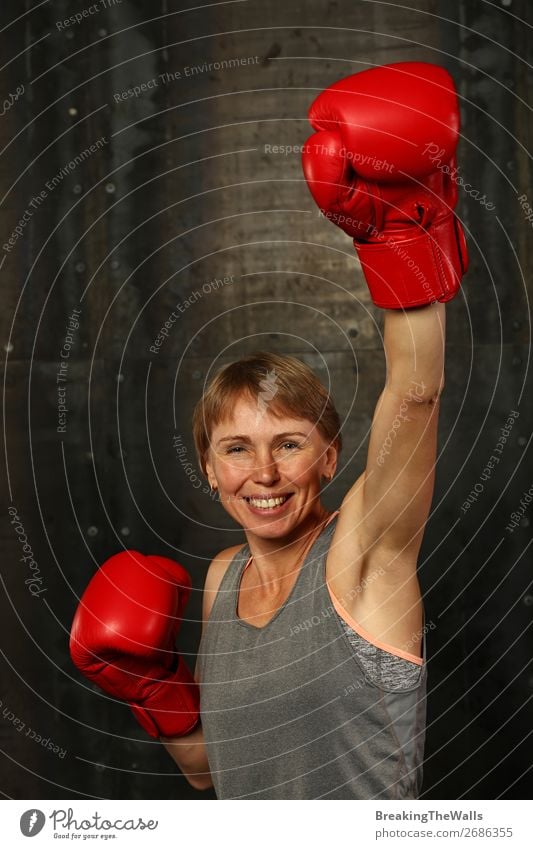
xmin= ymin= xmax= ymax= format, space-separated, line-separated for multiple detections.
xmin=1 ymin=0 xmax=531 ymax=799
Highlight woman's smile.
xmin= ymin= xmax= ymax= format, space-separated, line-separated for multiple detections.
xmin=242 ymin=492 xmax=294 ymax=514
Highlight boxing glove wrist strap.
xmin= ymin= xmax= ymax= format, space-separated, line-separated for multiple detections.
xmin=354 ymin=213 xmax=468 ymax=309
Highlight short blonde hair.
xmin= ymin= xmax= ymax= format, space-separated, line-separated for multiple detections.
xmin=192 ymin=351 xmax=342 ymax=476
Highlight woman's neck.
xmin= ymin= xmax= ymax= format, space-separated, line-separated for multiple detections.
xmin=244 ymin=505 xmax=334 ymax=590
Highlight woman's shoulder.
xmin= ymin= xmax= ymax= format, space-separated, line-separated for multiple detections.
xmin=202 ymin=543 xmax=247 ymax=621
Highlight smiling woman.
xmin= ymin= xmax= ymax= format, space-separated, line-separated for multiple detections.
xmin=179 ymin=342 xmax=432 ymax=799
xmin=158 ymin=61 xmax=468 ymax=801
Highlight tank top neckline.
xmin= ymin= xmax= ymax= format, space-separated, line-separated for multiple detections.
xmin=235 ymin=509 xmax=340 ymax=631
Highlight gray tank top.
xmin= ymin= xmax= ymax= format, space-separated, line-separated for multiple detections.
xmin=197 ymin=512 xmax=427 ymax=799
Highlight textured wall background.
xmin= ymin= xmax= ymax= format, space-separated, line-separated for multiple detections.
xmin=0 ymin=0 xmax=531 ymax=800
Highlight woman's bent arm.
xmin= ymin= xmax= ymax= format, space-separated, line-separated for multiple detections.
xmin=164 ymin=545 xmax=240 ymax=791
xmin=161 ymin=722 xmax=213 ymax=791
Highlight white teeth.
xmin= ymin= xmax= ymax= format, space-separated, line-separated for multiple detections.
xmin=248 ymin=496 xmax=289 ymax=509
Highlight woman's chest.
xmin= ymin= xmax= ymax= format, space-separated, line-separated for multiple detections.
xmin=236 ymin=566 xmax=301 ymax=628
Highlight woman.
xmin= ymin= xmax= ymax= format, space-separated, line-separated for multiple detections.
xmin=70 ymin=61 xmax=466 ymax=799
xmin=162 ymin=292 xmax=444 ymax=799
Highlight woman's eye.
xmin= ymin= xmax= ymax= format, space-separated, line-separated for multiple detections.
xmin=225 ymin=442 xmax=300 ymax=454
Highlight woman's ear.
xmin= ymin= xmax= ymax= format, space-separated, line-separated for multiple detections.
xmin=320 ymin=441 xmax=338 ymax=484
xmin=205 ymin=453 xmax=217 ymax=490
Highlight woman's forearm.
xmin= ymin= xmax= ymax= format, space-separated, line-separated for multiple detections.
xmin=161 ymin=722 xmax=213 ymax=791
xmin=383 ymin=301 xmax=446 ymax=398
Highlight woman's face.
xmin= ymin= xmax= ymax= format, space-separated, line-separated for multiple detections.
xmin=205 ymin=394 xmax=337 ymax=537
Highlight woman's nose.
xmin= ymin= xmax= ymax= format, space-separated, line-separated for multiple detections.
xmin=253 ymin=453 xmax=280 ymax=484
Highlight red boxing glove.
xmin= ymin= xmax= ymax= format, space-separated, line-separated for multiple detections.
xmin=70 ymin=550 xmax=199 ymax=739
xmin=302 ymin=61 xmax=468 ymax=308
